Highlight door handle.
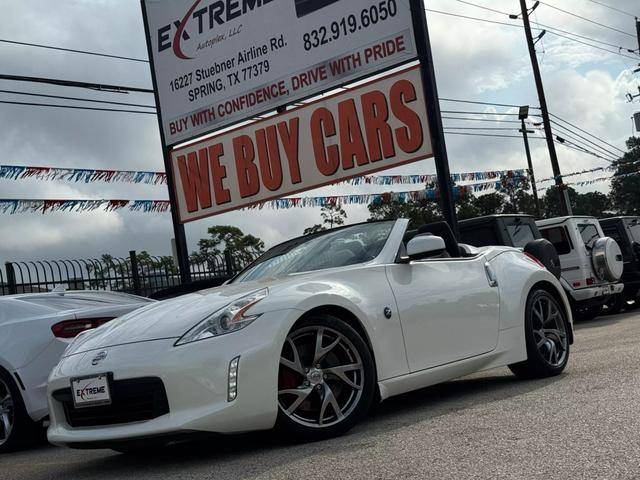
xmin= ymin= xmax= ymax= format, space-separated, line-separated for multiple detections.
xmin=484 ymin=262 xmax=498 ymax=287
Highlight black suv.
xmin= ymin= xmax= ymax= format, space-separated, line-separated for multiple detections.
xmin=459 ymin=214 xmax=542 ymax=248
xmin=599 ymin=216 xmax=640 ymax=312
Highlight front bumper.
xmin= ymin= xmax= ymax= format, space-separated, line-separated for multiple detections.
xmin=47 ymin=309 xmax=298 ymax=448
xmin=568 ymin=283 xmax=624 ymax=303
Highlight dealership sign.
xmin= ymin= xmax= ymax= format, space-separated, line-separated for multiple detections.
xmin=170 ymin=66 xmax=432 ymax=222
xmin=142 ymin=0 xmax=416 ymax=145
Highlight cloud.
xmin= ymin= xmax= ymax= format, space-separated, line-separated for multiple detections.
xmin=0 ymin=0 xmax=638 ymax=263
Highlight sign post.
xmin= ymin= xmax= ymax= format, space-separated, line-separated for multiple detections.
xmin=141 ymin=0 xmax=191 ymax=283
xmin=409 ymin=0 xmax=458 ymax=237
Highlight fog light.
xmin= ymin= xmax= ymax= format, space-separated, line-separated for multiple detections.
xmin=228 ymin=356 xmax=240 ymax=402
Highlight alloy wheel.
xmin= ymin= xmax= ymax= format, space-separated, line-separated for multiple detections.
xmin=0 ymin=378 xmax=14 ymax=446
xmin=531 ymin=294 xmax=568 ymax=367
xmin=278 ymin=326 xmax=365 ymax=428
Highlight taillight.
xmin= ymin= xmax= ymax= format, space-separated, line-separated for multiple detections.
xmin=524 ymin=252 xmax=545 ymax=269
xmin=586 ymin=277 xmax=596 ymax=286
xmin=51 ymin=317 xmax=115 ymax=339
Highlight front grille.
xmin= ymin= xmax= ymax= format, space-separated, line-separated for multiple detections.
xmin=52 ymin=377 xmax=169 ymax=428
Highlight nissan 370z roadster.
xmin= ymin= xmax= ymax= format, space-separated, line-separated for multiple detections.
xmin=47 ymin=219 xmax=573 ymax=451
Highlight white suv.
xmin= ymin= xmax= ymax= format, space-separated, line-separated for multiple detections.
xmin=536 ymin=216 xmax=624 ymax=320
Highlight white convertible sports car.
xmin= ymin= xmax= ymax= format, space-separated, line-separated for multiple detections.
xmin=47 ymin=219 xmax=573 ymax=451
xmin=0 ymin=290 xmax=152 ymax=452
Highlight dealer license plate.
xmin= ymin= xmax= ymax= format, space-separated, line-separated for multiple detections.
xmin=71 ymin=374 xmax=112 ymax=408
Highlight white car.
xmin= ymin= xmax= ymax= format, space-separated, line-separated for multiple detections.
xmin=537 ymin=216 xmax=624 ymax=320
xmin=47 ymin=220 xmax=573 ymax=452
xmin=0 ymin=290 xmax=153 ymax=452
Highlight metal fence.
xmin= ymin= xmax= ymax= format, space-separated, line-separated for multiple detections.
xmin=0 ymin=250 xmax=258 ymax=298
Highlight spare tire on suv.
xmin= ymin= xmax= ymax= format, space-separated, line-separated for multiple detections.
xmin=524 ymin=239 xmax=561 ymax=279
xmin=592 ymin=237 xmax=623 ymax=282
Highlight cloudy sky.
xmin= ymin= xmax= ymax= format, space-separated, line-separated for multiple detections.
xmin=0 ymin=0 xmax=638 ymax=264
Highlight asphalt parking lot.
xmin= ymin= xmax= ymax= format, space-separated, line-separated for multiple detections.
xmin=2 ymin=310 xmax=639 ymax=480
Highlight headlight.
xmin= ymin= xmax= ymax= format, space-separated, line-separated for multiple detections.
xmin=174 ymin=289 xmax=268 ymax=346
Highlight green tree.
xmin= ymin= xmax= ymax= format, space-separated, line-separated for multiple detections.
xmin=610 ymin=137 xmax=640 ymax=215
xmin=191 ymin=226 xmax=264 ymax=265
xmin=573 ymin=191 xmax=610 ymax=217
xmin=472 ymin=192 xmax=505 ymax=216
xmin=303 ymin=203 xmax=348 ymax=235
xmin=368 ymin=197 xmax=442 ymax=229
xmin=543 ymin=186 xmax=580 ymax=218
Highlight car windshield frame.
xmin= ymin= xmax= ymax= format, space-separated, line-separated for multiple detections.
xmin=232 ymin=221 xmax=396 ymax=284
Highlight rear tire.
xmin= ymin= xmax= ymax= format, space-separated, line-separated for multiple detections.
xmin=605 ymin=294 xmax=624 ymax=315
xmin=509 ymin=289 xmax=570 ymax=379
xmin=0 ymin=370 xmax=38 ymax=453
xmin=576 ymin=305 xmax=604 ymax=321
xmin=276 ymin=315 xmax=375 ymax=441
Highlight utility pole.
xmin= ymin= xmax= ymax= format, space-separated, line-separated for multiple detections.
xmin=517 ymin=0 xmax=572 ymax=216
xmin=519 ymin=106 xmax=541 ymax=218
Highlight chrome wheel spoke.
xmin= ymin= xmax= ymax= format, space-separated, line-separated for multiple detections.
xmin=278 ymin=325 xmax=365 ymax=429
xmin=532 ymin=295 xmax=568 ymax=368
xmin=280 ymin=338 xmax=305 ymax=375
xmin=313 ymin=328 xmax=340 ymax=366
xmin=0 ymin=412 xmax=10 ymax=440
xmin=279 ymin=387 xmax=313 ymax=415
xmin=543 ymin=328 xmax=566 ymax=341
xmin=319 ymin=383 xmax=344 ymax=425
xmin=0 ymin=380 xmax=12 ymax=444
xmin=325 ymin=363 xmax=363 ymax=390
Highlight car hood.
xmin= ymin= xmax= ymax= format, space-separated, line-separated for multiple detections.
xmin=64 ymin=281 xmax=276 ymax=356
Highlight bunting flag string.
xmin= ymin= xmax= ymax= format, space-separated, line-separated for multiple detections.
xmin=345 ymin=168 xmax=529 ymax=186
xmin=536 ymin=166 xmax=615 ymax=183
xmin=249 ymin=180 xmax=509 ymax=210
xmin=0 ymin=164 xmax=526 ymax=187
xmin=538 ymin=170 xmax=640 ymax=192
xmin=0 ymin=165 xmax=167 ymax=185
xmin=0 ymin=199 xmax=171 ymax=215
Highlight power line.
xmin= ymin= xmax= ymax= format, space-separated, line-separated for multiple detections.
xmin=443 ymin=126 xmax=522 ymax=131
xmin=439 ymin=97 xmax=539 ymax=109
xmin=443 ymin=131 xmax=546 ymax=139
xmin=0 ymin=100 xmax=157 ymax=115
xmin=441 ymin=110 xmax=541 ymax=116
xmin=425 ymin=7 xmax=638 ymax=61
xmin=0 ymin=74 xmax=153 ymax=94
xmin=555 ymin=138 xmax=619 ymax=162
xmin=454 ymin=0 xmax=510 ymax=16
xmin=532 ymin=20 xmax=639 ymax=54
xmin=0 ymin=38 xmax=148 ymax=63
xmin=584 ymin=0 xmax=637 ymax=19
xmin=442 ymin=116 xmax=523 ymax=123
xmin=554 ymin=134 xmax=619 ymax=162
xmin=549 ymin=113 xmax=627 ymax=153
xmin=550 ymin=120 xmax=621 ymax=160
xmin=0 ymin=89 xmax=156 ymax=109
xmin=538 ymin=2 xmax=636 ymax=38
xmin=545 ymin=30 xmax=640 ymax=61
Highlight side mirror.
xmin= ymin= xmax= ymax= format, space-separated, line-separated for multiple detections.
xmin=406 ymin=235 xmax=447 ymax=260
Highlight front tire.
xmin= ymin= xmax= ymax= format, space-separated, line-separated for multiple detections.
xmin=509 ymin=289 xmax=570 ymax=379
xmin=276 ymin=315 xmax=375 ymax=441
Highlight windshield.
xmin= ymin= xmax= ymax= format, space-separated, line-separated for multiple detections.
xmin=234 ymin=222 xmax=394 ymax=283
